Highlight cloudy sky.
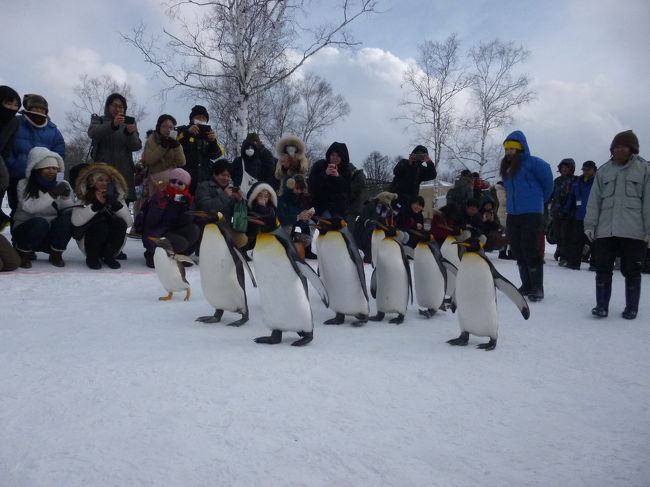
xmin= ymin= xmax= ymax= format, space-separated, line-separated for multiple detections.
xmin=1 ymin=0 xmax=648 ymax=179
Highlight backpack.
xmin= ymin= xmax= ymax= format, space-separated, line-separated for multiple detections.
xmin=231 ymin=200 xmax=249 ymax=233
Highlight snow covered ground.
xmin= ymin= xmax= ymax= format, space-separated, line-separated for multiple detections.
xmin=1 ymin=228 xmax=649 ymax=487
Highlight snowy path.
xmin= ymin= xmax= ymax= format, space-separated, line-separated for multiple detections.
xmin=1 ymin=234 xmax=649 ymax=486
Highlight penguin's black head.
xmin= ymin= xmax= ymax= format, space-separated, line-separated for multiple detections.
xmin=186 ymin=210 xmax=224 ymax=224
xmin=148 ymin=236 xmax=175 ymax=255
xmin=454 ymin=236 xmax=483 ymax=252
xmin=315 ymin=217 xmax=345 ymax=233
xmin=248 ymin=213 xmax=279 ymax=233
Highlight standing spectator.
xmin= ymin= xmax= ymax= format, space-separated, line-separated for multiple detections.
xmin=72 ymin=164 xmax=133 ymax=270
xmin=87 ymin=93 xmax=142 ymax=202
xmin=12 ymin=147 xmax=73 ymax=268
xmin=176 ymin=105 xmax=224 ymax=194
xmin=500 ymin=130 xmax=554 ymax=302
xmin=389 ymin=145 xmax=436 ymax=209
xmin=548 ymin=158 xmax=577 ymax=265
xmin=141 ymin=167 xmax=199 ymax=268
xmin=273 ymin=135 xmax=309 ymax=192
xmin=584 ymin=130 xmax=649 ymax=320
xmin=142 ymin=114 xmax=186 ymax=196
xmin=562 ymin=160 xmax=597 ymax=270
xmin=231 ymin=135 xmax=282 ymax=194
xmin=245 ymin=133 xmax=277 ymax=189
xmin=0 ymin=86 xmax=21 ymax=229
xmin=446 ymin=169 xmax=474 ymax=208
xmin=6 ymin=94 xmax=65 ymax=214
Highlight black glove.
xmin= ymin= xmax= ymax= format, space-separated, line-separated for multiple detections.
xmin=110 ymin=201 xmax=124 ymax=212
xmin=160 ymin=137 xmax=171 ymax=148
xmin=49 ymin=182 xmax=70 ymax=198
xmin=91 ymin=202 xmax=105 ymax=213
xmin=168 ymin=138 xmax=180 ymax=149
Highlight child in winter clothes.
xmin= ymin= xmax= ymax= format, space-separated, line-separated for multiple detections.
xmin=72 ymin=163 xmax=133 ymax=269
xmin=141 ymin=167 xmax=199 ymax=268
xmin=12 ymin=147 xmax=73 ymax=268
xmin=246 ymin=182 xmax=278 ymax=247
xmin=396 ymin=195 xmax=425 ymax=248
xmin=277 ymin=175 xmax=314 ymax=241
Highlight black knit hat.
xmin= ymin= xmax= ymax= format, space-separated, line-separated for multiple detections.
xmin=212 ymin=158 xmax=231 ymax=176
xmin=155 ymin=114 xmax=177 ymax=134
xmin=582 ymin=160 xmax=597 ymax=170
xmin=189 ymin=105 xmax=209 ymax=122
xmin=105 ymin=93 xmax=127 ymax=113
xmin=610 ymin=130 xmax=639 ymax=154
xmin=412 ymin=145 xmax=428 ymax=155
xmin=557 ymin=158 xmax=576 ymax=172
xmin=0 ymin=85 xmax=20 ymax=106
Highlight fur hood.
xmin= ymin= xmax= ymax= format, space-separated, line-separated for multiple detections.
xmin=247 ymin=182 xmax=278 ymax=209
xmin=275 ymin=135 xmax=309 ymax=180
xmin=75 ymin=163 xmax=128 ymax=204
xmin=24 ymin=147 xmax=65 ymax=178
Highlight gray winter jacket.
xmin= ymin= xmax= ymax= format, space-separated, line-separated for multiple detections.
xmin=584 ymin=155 xmax=650 ymax=241
xmin=87 ymin=110 xmax=142 ymax=201
xmin=195 ymin=179 xmax=237 ymax=220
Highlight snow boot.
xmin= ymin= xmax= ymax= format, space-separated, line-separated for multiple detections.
xmin=48 ymin=248 xmax=65 ymax=267
xmin=622 ymin=276 xmax=640 ymax=320
xmin=591 ymin=274 xmax=611 ymax=318
xmin=527 ymin=265 xmax=544 ymax=302
xmin=17 ymin=249 xmax=32 ymax=269
xmin=517 ymin=264 xmax=531 ymax=296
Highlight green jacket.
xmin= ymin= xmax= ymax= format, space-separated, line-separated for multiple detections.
xmin=584 ymin=155 xmax=650 ymax=241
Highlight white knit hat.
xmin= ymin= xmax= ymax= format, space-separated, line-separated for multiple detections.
xmin=33 ymin=155 xmax=61 ymax=171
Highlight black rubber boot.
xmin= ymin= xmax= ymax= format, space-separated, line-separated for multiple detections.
xmin=622 ymin=276 xmax=640 ymax=320
xmin=591 ymin=274 xmax=611 ymax=318
xmin=527 ymin=265 xmax=544 ymax=302
xmin=517 ymin=264 xmax=531 ymax=296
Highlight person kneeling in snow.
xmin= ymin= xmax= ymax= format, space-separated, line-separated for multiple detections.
xmin=72 ymin=163 xmax=133 ymax=269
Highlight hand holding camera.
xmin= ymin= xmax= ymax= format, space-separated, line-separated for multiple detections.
xmin=326 ymin=163 xmax=339 ymax=177
xmin=173 ymin=193 xmax=187 ymax=203
xmin=49 ymin=182 xmax=70 ymax=198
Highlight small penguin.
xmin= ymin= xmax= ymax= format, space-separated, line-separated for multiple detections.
xmin=411 ymin=232 xmax=457 ymax=318
xmin=316 ymin=217 xmax=369 ymax=325
xmin=149 ymin=237 xmax=195 ymax=301
xmin=249 ymin=214 xmax=329 ymax=346
xmin=191 ymin=211 xmax=257 ymax=327
xmin=446 ymin=237 xmax=530 ymax=350
xmin=368 ymin=223 xmax=412 ymax=324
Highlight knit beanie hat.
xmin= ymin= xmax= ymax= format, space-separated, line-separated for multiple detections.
xmin=581 ymin=160 xmax=597 ymax=170
xmin=412 ymin=145 xmax=428 ymax=155
xmin=168 ymin=167 xmax=191 ymax=186
xmin=33 ymin=155 xmax=61 ymax=171
xmin=503 ymin=140 xmax=524 ymax=151
xmin=23 ymin=94 xmax=48 ymax=114
xmin=212 ymin=158 xmax=231 ymax=176
xmin=155 ymin=114 xmax=177 ymax=134
xmin=610 ymin=130 xmax=639 ymax=154
xmin=375 ymin=191 xmax=398 ymax=205
xmin=105 ymin=93 xmax=127 ymax=112
xmin=189 ymin=105 xmax=209 ymax=122
xmin=246 ymin=132 xmax=261 ymax=143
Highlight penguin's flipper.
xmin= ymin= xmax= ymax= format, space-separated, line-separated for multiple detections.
xmin=370 ymin=268 xmax=377 ymax=299
xmin=231 ymin=245 xmax=257 ymax=287
xmin=295 ymin=261 xmax=329 ymax=307
xmin=398 ymin=242 xmax=414 ymax=304
xmin=441 ymin=258 xmax=458 ymax=300
xmin=485 ymin=259 xmax=530 ymax=320
xmin=341 ymin=228 xmax=369 ymax=301
xmin=174 ymin=254 xmax=195 ymax=265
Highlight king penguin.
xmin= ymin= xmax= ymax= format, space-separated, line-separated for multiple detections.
xmin=191 ymin=211 xmax=257 ymax=327
xmin=368 ymin=223 xmax=412 ymax=324
xmin=439 ymin=229 xmax=469 ymax=309
xmin=446 ymin=237 xmax=530 ymax=350
xmin=411 ymin=232 xmax=457 ymax=318
xmin=149 ymin=237 xmax=195 ymax=301
xmin=249 ymin=214 xmax=329 ymax=346
xmin=316 ymin=217 xmax=369 ymax=325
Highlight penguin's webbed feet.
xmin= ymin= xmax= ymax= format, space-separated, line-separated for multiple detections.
xmin=447 ymin=331 xmax=470 ymax=346
xmin=368 ymin=312 xmax=385 ymax=322
xmin=196 ymin=309 xmax=224 ymax=323
xmin=291 ymin=331 xmax=313 ymax=346
xmin=324 ymin=313 xmax=345 ymax=325
xmin=227 ymin=313 xmax=249 ymax=327
xmin=159 ymin=292 xmax=173 ymax=301
xmin=419 ymin=308 xmax=436 ymax=319
xmin=351 ymin=314 xmax=368 ymax=326
xmin=476 ymin=338 xmax=497 ymax=351
xmin=254 ymin=329 xmax=283 ymax=344
xmin=389 ymin=314 xmax=404 ymax=325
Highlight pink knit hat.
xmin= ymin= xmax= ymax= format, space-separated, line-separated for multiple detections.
xmin=168 ymin=167 xmax=191 ymax=185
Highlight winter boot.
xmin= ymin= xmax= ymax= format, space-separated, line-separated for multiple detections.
xmin=17 ymin=249 xmax=33 ymax=269
xmin=622 ymin=276 xmax=640 ymax=320
xmin=527 ymin=265 xmax=544 ymax=302
xmin=517 ymin=264 xmax=531 ymax=296
xmin=591 ymin=274 xmax=611 ymax=318
xmin=48 ymin=248 xmax=65 ymax=267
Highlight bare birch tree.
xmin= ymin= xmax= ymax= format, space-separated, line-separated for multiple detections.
xmin=400 ymin=34 xmax=468 ymax=169
xmin=123 ymin=0 xmax=377 ymax=147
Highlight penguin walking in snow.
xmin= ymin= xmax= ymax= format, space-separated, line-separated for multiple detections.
xmin=249 ymin=214 xmax=329 ymax=346
xmin=315 ymin=217 xmax=369 ymax=326
xmin=368 ymin=222 xmax=412 ymax=324
xmin=190 ymin=211 xmax=257 ymax=327
xmin=411 ymin=232 xmax=457 ymax=318
xmin=446 ymin=237 xmax=529 ymax=350
xmin=149 ymin=237 xmax=195 ymax=301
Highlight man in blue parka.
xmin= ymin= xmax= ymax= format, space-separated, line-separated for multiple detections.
xmin=500 ymin=130 xmax=554 ymax=301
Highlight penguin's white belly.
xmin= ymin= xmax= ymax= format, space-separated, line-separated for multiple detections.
xmin=154 ymin=248 xmax=189 ymax=292
xmin=414 ymin=244 xmax=445 ymax=309
xmin=371 ymin=229 xmax=384 ymax=267
xmin=199 ymin=225 xmax=245 ymax=312
xmin=441 ymin=237 xmax=461 ymax=269
xmin=376 ymin=239 xmax=408 ymax=314
xmin=253 ymin=234 xmax=312 ymax=333
xmin=456 ymin=253 xmax=498 ymax=338
xmin=317 ymin=233 xmax=368 ymax=315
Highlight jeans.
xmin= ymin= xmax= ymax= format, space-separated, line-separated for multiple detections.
xmin=12 ymin=214 xmax=73 ymax=252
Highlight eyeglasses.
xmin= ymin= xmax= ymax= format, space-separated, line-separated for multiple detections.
xmin=110 ymin=103 xmax=124 ymax=109
xmin=169 ymin=179 xmax=185 ymax=185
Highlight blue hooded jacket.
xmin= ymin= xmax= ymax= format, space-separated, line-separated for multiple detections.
xmin=6 ymin=115 xmax=65 ymax=179
xmin=563 ymin=175 xmax=595 ymax=221
xmin=502 ymin=130 xmax=553 ymax=215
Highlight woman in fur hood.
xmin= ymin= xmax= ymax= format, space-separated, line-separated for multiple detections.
xmin=71 ymin=163 xmax=133 ymax=269
xmin=275 ymin=135 xmax=308 ymax=193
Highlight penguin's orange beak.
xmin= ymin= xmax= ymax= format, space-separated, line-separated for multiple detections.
xmin=148 ymin=237 xmax=161 ymax=243
xmin=318 ymin=218 xmax=331 ymax=225
xmin=186 ymin=210 xmax=208 ymax=218
xmin=247 ymin=217 xmax=264 ymax=225
xmin=453 ymin=241 xmax=471 ymax=247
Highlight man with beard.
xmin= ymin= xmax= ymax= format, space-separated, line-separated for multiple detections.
xmin=500 ymin=130 xmax=553 ymax=302
xmin=584 ymin=130 xmax=649 ymax=320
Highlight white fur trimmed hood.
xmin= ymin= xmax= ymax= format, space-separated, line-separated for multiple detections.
xmin=24 ymin=147 xmax=64 ymax=178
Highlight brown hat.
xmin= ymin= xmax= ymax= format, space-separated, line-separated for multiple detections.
xmin=375 ymin=191 xmax=398 ymax=205
xmin=23 ymin=94 xmax=49 ymax=114
xmin=610 ymin=130 xmax=639 ymax=154
xmin=246 ymin=132 xmax=261 ymax=143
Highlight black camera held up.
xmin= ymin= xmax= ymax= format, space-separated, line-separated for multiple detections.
xmin=124 ymin=115 xmax=135 ymax=125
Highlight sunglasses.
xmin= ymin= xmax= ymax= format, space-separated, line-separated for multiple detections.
xmin=169 ymin=179 xmax=185 ymax=185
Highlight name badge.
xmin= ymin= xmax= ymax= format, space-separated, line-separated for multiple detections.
xmin=576 ymin=200 xmax=582 ymax=206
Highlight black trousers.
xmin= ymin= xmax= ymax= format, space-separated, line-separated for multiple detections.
xmin=564 ymin=219 xmax=593 ymax=268
xmin=506 ymin=213 xmax=544 ymax=267
xmin=593 ymin=237 xmax=646 ymax=279
xmin=84 ymin=216 xmax=128 ymax=259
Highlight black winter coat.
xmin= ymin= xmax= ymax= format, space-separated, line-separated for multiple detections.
xmin=389 ymin=158 xmax=436 ymax=204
